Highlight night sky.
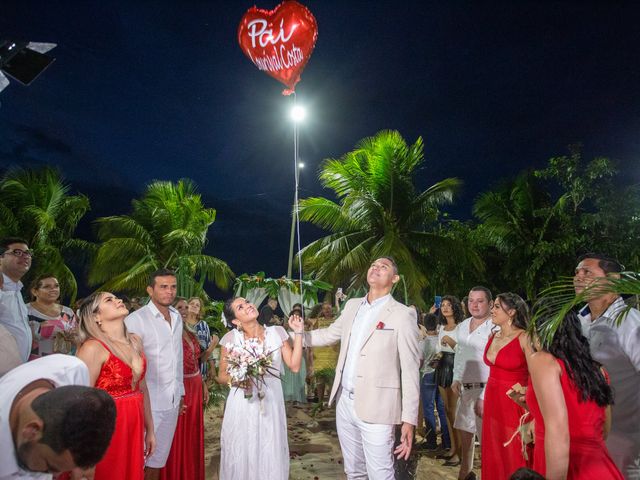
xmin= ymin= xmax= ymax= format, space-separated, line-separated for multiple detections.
xmin=1 ymin=1 xmax=639 ymax=286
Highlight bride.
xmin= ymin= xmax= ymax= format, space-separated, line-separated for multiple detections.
xmin=217 ymin=297 xmax=304 ymax=480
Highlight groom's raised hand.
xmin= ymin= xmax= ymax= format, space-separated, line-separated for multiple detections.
xmin=393 ymin=422 xmax=414 ymax=460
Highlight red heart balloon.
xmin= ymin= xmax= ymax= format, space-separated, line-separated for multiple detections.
xmin=238 ymin=1 xmax=318 ymax=93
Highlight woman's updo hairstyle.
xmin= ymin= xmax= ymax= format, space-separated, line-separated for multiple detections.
xmin=223 ymin=297 xmax=238 ymax=328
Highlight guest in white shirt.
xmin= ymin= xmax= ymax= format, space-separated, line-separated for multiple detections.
xmin=125 ymin=269 xmax=183 ymax=480
xmin=434 ymin=295 xmax=465 ymax=464
xmin=451 ymin=286 xmax=494 ymax=480
xmin=0 ymin=354 xmax=116 ymax=480
xmin=575 ymin=253 xmax=640 ymax=479
xmin=0 ymin=238 xmax=33 ymax=363
xmin=0 ymin=324 xmax=21 ymax=376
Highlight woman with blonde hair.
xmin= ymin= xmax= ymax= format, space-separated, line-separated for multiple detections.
xmin=75 ymin=292 xmax=155 ymax=480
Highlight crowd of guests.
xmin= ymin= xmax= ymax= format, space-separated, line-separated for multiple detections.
xmin=1 ymin=234 xmax=639 ymax=480
xmin=410 ymin=255 xmax=639 ymax=480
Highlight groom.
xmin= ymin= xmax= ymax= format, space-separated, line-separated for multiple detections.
xmin=305 ymin=257 xmax=420 ymax=479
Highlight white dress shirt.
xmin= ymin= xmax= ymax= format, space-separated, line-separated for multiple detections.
xmin=452 ymin=316 xmax=493 ymax=385
xmin=579 ymin=297 xmax=640 ymax=475
xmin=0 ymin=273 xmax=31 ymax=362
xmin=0 ymin=355 xmax=89 ymax=480
xmin=0 ymin=325 xmax=21 ymax=377
xmin=341 ymin=294 xmax=391 ymax=393
xmin=125 ymin=302 xmax=184 ymax=411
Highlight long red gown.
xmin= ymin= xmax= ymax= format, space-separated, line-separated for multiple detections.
xmin=481 ymin=334 xmax=530 ymax=479
xmin=93 ymin=339 xmax=147 ymax=480
xmin=160 ymin=332 xmax=205 ymax=480
xmin=526 ymin=359 xmax=624 ymax=479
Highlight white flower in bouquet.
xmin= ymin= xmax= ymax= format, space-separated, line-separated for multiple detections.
xmin=224 ymin=339 xmax=280 ymax=400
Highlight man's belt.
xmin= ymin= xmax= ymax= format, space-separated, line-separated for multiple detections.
xmin=463 ymin=382 xmax=486 ymax=389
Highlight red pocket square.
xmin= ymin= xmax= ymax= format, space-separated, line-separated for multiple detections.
xmin=376 ymin=321 xmax=385 ymax=329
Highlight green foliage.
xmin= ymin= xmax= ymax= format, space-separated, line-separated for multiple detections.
xmin=0 ymin=166 xmax=92 ymax=301
xmin=531 ymin=272 xmax=640 ymax=347
xmin=89 ymin=179 xmax=234 ymax=296
xmin=205 ymin=381 xmax=229 ymax=409
xmin=298 ymin=130 xmax=482 ymax=307
xmin=233 ymin=272 xmax=333 ymax=306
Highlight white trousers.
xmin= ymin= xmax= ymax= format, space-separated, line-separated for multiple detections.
xmin=336 ymin=392 xmax=395 ymax=480
xmin=146 ymin=405 xmax=180 ymax=468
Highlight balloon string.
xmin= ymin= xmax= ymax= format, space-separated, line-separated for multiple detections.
xmin=293 ymin=92 xmax=304 ymax=320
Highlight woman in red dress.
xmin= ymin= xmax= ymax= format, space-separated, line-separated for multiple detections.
xmin=526 ymin=311 xmax=623 ymax=480
xmin=160 ymin=302 xmax=206 ymax=480
xmin=482 ymin=292 xmax=533 ymax=479
xmin=75 ymin=292 xmax=156 ymax=480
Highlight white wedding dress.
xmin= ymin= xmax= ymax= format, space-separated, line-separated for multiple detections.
xmin=219 ymin=326 xmax=290 ymax=479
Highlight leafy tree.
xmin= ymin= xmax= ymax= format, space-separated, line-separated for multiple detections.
xmin=534 ymin=146 xmax=639 ymax=271
xmin=473 ymin=172 xmax=578 ymax=300
xmin=0 ymin=167 xmax=91 ymax=301
xmin=89 ymin=179 xmax=234 ymax=296
xmin=297 ymin=130 xmax=482 ymax=307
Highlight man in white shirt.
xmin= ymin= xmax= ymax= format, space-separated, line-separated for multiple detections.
xmin=0 ymin=354 xmax=116 ymax=480
xmin=575 ymin=253 xmax=640 ymax=479
xmin=0 ymin=324 xmax=22 ymax=376
xmin=451 ymin=286 xmax=493 ymax=480
xmin=305 ymin=257 xmax=421 ymax=480
xmin=0 ymin=238 xmax=33 ymax=363
xmin=125 ymin=269 xmax=183 ymax=480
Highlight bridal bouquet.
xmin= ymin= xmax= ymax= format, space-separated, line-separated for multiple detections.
xmin=224 ymin=338 xmax=280 ymax=400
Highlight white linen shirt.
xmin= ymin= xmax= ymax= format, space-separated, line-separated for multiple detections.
xmin=125 ymin=302 xmax=184 ymax=411
xmin=341 ymin=294 xmax=391 ymax=393
xmin=0 ymin=273 xmax=31 ymax=362
xmin=452 ymin=316 xmax=493 ymax=385
xmin=579 ymin=297 xmax=640 ymax=473
xmin=0 ymin=355 xmax=89 ymax=480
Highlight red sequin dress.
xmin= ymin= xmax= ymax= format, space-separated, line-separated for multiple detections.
xmin=93 ymin=339 xmax=147 ymax=480
xmin=481 ymin=333 xmax=530 ymax=479
xmin=526 ymin=359 xmax=624 ymax=479
xmin=160 ymin=332 xmax=204 ymax=480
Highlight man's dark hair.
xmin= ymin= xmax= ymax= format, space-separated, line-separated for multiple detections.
xmin=577 ymin=252 xmax=624 ymax=274
xmin=469 ymin=285 xmax=493 ymax=302
xmin=509 ymin=467 xmax=545 ymax=480
xmin=424 ymin=312 xmax=438 ymax=331
xmin=31 ymin=386 xmax=116 ymax=469
xmin=147 ymin=268 xmax=176 ymax=287
xmin=378 ymin=256 xmax=398 ymax=274
xmin=0 ymin=237 xmax=29 ymax=254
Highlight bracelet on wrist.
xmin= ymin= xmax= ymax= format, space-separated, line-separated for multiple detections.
xmin=294 ymin=331 xmax=304 ymax=335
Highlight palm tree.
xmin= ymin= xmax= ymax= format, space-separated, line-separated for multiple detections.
xmin=473 ymin=172 xmax=578 ymax=300
xmin=89 ymin=179 xmax=234 ymax=296
xmin=297 ymin=130 xmax=482 ymax=306
xmin=0 ymin=166 xmax=91 ymax=301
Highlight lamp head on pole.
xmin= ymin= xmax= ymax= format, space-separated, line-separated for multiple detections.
xmin=290 ymin=105 xmax=306 ymax=123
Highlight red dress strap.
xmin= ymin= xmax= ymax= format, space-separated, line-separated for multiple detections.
xmin=87 ymin=337 xmax=115 ymax=355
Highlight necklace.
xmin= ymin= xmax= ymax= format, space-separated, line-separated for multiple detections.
xmin=107 ymin=334 xmax=132 ymax=346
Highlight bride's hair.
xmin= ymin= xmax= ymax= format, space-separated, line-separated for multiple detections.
xmin=223 ymin=297 xmax=238 ymax=328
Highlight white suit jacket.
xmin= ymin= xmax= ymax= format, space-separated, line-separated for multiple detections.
xmin=307 ymin=296 xmax=420 ymax=425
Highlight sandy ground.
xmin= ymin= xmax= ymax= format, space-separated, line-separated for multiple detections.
xmin=204 ymin=402 xmax=480 ymax=479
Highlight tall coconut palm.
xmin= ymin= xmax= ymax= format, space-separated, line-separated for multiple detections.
xmin=0 ymin=166 xmax=91 ymax=301
xmin=89 ymin=179 xmax=234 ymax=296
xmin=297 ymin=130 xmax=482 ymax=306
xmin=473 ymin=172 xmax=579 ymax=300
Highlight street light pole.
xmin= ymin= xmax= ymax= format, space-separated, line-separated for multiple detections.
xmin=287 ymin=101 xmax=305 ymax=279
